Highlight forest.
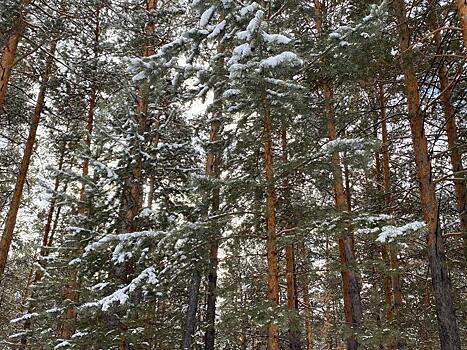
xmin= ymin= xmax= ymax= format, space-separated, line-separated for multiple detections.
xmin=0 ymin=0 xmax=466 ymax=349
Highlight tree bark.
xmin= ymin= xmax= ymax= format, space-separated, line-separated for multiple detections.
xmin=21 ymin=141 xmax=67 ymax=347
xmin=263 ymin=98 xmax=280 ymax=350
xmin=300 ymin=243 xmax=314 ymax=350
xmin=313 ymin=0 xmax=362 ymax=346
xmin=457 ymin=0 xmax=467 ymax=47
xmin=122 ymin=0 xmax=158 ymax=232
xmin=282 ymin=124 xmax=300 ymax=350
xmin=0 ymin=0 xmax=34 ymax=112
xmin=204 ymin=91 xmax=222 ymax=350
xmin=324 ymin=82 xmax=363 ymax=350
xmin=62 ymin=5 xmax=101 ymax=337
xmin=430 ymin=13 xmax=467 ymax=260
xmin=0 ymin=38 xmax=57 ymax=278
xmin=61 ymin=78 xmax=97 ymax=340
xmin=182 ymin=268 xmax=202 ymax=350
xmin=392 ymin=0 xmax=461 ymax=348
xmin=378 ymin=83 xmax=404 ymax=341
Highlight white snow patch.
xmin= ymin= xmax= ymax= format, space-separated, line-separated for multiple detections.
xmin=259 ymin=51 xmax=303 ymax=69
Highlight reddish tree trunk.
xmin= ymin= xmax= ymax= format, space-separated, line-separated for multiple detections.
xmin=263 ymin=98 xmax=280 ymax=350
xmin=300 ymin=243 xmax=314 ymax=350
xmin=324 ymin=82 xmax=363 ymax=350
xmin=0 ymin=0 xmax=34 ymax=111
xmin=457 ymin=0 xmax=467 ymax=47
xmin=392 ymin=0 xmax=460 ymax=348
xmin=204 ymin=110 xmax=222 ymax=350
xmin=0 ymin=38 xmax=57 ymax=278
xmin=281 ymin=125 xmax=300 ymax=350
xmin=61 ymin=6 xmax=101 ymax=337
xmin=431 ymin=17 xmax=467 ymax=259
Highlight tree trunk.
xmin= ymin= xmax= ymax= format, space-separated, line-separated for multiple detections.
xmin=457 ymin=0 xmax=467 ymax=47
xmin=282 ymin=124 xmax=300 ymax=350
xmin=324 ymin=82 xmax=363 ymax=350
xmin=182 ymin=268 xmax=202 ymax=350
xmin=392 ymin=0 xmax=461 ymax=348
xmin=377 ymin=83 xmax=404 ymax=349
xmin=0 ymin=38 xmax=57 ymax=278
xmin=203 ymin=31 xmax=225 ymax=350
xmin=21 ymin=141 xmax=67 ymax=347
xmin=381 ymin=245 xmax=394 ymax=322
xmin=0 ymin=0 xmax=33 ymax=112
xmin=263 ymin=98 xmax=280 ymax=350
xmin=430 ymin=14 xmax=467 ymax=260
xmin=390 ymin=248 xmax=402 ymax=320
xmin=300 ymin=243 xmax=314 ymax=350
xmin=123 ymin=0 xmax=158 ymax=232
xmin=313 ymin=0 xmax=362 ymax=346
xmin=61 ymin=6 xmax=101 ymax=337
xmin=204 ymin=106 xmax=222 ymax=350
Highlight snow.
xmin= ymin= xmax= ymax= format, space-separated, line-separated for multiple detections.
xmin=356 ymin=214 xmax=392 ymax=224
xmin=71 ymin=331 xmax=88 ymax=338
xmin=262 ymin=33 xmax=292 ymax=45
xmin=228 ymin=43 xmax=252 ymax=65
xmin=200 ymin=6 xmax=215 ymax=28
xmin=91 ymin=282 xmax=109 ymax=291
xmin=84 ymin=267 xmax=159 ymax=311
xmin=377 ymin=221 xmax=426 ymax=242
xmin=45 ymin=307 xmax=60 ymax=313
xmin=84 ymin=230 xmax=164 ymax=255
xmin=139 ymin=207 xmax=155 ymax=218
xmin=259 ymin=52 xmax=303 ymax=69
xmin=239 ymin=3 xmax=259 ymax=17
xmin=10 ymin=313 xmax=39 ymax=324
xmin=54 ymin=341 xmax=71 ymax=349
xmin=93 ymin=160 xmax=117 ymax=179
xmin=246 ymin=10 xmax=264 ymax=34
xmin=9 ymin=332 xmax=27 ymax=339
xmin=132 ymin=70 xmax=147 ymax=82
xmin=223 ymin=89 xmax=241 ymax=97
xmin=207 ymin=20 xmax=226 ymax=39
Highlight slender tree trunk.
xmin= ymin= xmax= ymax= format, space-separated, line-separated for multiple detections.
xmin=0 ymin=0 xmax=33 ymax=112
xmin=313 ymin=1 xmax=362 ymax=347
xmin=61 ymin=76 xmax=97 ymax=342
xmin=390 ymin=248 xmax=402 ymax=320
xmin=204 ymin=103 xmax=222 ymax=350
xmin=61 ymin=79 xmax=97 ymax=340
xmin=21 ymin=142 xmax=67 ymax=347
xmin=62 ymin=7 xmax=101 ymax=337
xmin=381 ymin=245 xmax=394 ymax=321
xmin=263 ymin=98 xmax=280 ymax=350
xmin=383 ymin=95 xmax=404 ymax=349
xmin=282 ymin=124 xmax=300 ymax=350
xmin=182 ymin=268 xmax=202 ymax=350
xmin=0 ymin=38 xmax=57 ymax=278
xmin=112 ymin=3 xmax=158 ymax=347
xmin=41 ymin=142 xmax=67 ymax=257
xmin=299 ymin=243 xmax=314 ymax=350
xmin=392 ymin=0 xmax=460 ymax=348
xmin=324 ymin=82 xmax=363 ymax=350
xmin=377 ymin=83 xmax=404 ymax=349
xmin=203 ymin=31 xmax=225 ymax=350
xmin=123 ymin=0 xmax=158 ymax=231
xmin=378 ymin=89 xmax=395 ymax=323
xmin=457 ymin=0 xmax=467 ymax=47
xmin=430 ymin=14 xmax=467 ymax=259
